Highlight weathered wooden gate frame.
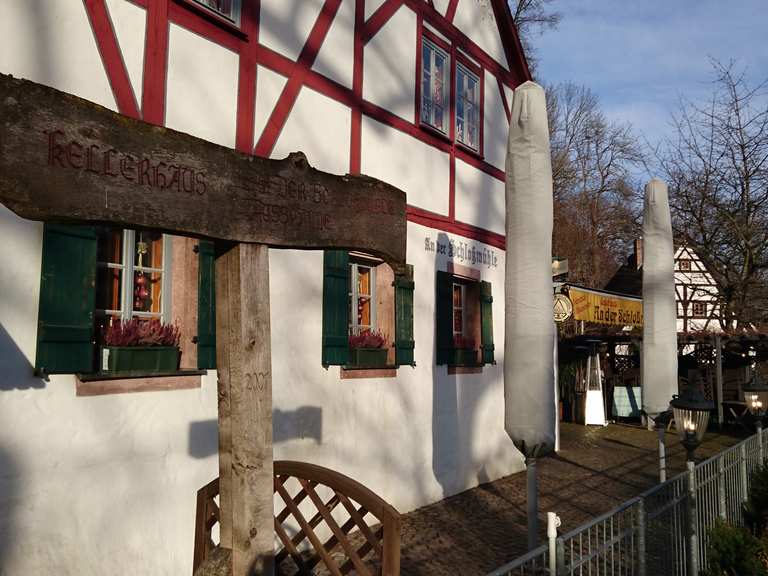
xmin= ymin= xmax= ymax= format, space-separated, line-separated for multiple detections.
xmin=0 ymin=73 xmax=407 ymax=575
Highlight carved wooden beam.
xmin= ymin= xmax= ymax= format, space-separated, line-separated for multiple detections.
xmin=0 ymin=73 xmax=406 ymax=271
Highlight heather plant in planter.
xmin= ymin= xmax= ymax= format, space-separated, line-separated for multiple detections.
xmin=101 ymin=318 xmax=181 ymax=373
xmin=348 ymin=329 xmax=389 ymax=367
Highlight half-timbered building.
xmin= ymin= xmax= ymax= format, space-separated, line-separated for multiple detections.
xmin=674 ymin=245 xmax=723 ymax=333
xmin=0 ymin=0 xmax=531 ymax=573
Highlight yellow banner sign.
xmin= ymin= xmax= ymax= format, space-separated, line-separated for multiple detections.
xmin=569 ymin=287 xmax=643 ymax=327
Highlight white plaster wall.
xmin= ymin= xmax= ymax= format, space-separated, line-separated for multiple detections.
xmin=254 ymin=65 xmax=289 ymax=145
xmin=0 ymin=206 xmax=220 ymax=575
xmin=259 ymin=0 xmax=324 ymax=63
xmin=363 ymin=5 xmax=416 ymax=122
xmin=365 ymin=0 xmax=388 ymax=20
xmin=105 ymin=0 xmax=146 ymax=103
xmin=452 ymin=0 xmax=508 ymax=70
xmin=165 ymin=24 xmax=239 ymax=148
xmin=455 ymin=159 xmax=506 ymax=234
xmin=0 ymin=0 xmax=116 ymax=110
xmin=312 ymin=0 xmax=355 ymax=88
xmin=271 ymin=86 xmax=351 ymax=175
xmin=484 ymin=69 xmax=509 ymax=171
xmin=270 ymin=222 xmax=523 ymax=514
xmin=361 ymin=116 xmax=450 ymax=215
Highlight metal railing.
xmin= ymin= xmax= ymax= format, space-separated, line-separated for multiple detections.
xmin=489 ymin=428 xmax=767 ymax=576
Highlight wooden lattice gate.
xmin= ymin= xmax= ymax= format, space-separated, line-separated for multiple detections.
xmin=194 ymin=461 xmax=401 ymax=576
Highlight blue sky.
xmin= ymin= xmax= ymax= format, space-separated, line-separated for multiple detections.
xmin=534 ymin=1 xmax=768 ymax=149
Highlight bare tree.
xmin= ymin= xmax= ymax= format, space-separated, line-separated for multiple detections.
xmin=547 ymin=82 xmax=644 ymax=287
xmin=508 ymin=0 xmax=560 ymax=76
xmin=659 ymin=61 xmax=768 ymax=329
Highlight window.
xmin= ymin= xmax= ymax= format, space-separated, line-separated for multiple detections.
xmin=692 ymin=302 xmax=707 ymax=317
xmin=452 ymin=283 xmax=465 ymax=337
xmin=193 ymin=0 xmax=241 ymax=24
xmin=679 ymin=260 xmax=691 ymax=271
xmin=421 ymin=38 xmax=449 ymax=133
xmin=34 ymin=224 xmax=215 ymax=376
xmin=456 ymin=63 xmax=480 ymax=150
xmin=436 ymin=271 xmax=494 ymax=367
xmin=95 ymin=229 xmax=171 ymax=328
xmin=349 ymin=259 xmax=376 ymax=335
xmin=322 ymin=251 xmax=415 ymax=368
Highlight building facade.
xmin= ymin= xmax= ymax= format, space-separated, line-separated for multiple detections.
xmin=0 ymin=0 xmax=530 ymax=573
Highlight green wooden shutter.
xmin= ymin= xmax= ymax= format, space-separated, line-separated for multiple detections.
xmin=435 ymin=271 xmax=453 ymax=365
xmin=480 ymin=280 xmax=495 ymax=364
xmin=394 ymin=265 xmax=415 ymax=366
xmin=322 ymin=250 xmax=349 ymax=366
xmin=35 ymin=224 xmax=97 ymax=374
xmin=197 ymin=240 xmax=216 ymax=369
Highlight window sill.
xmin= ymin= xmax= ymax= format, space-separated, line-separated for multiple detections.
xmin=172 ymin=0 xmax=247 ymax=40
xmin=448 ymin=365 xmax=484 ymax=375
xmin=419 ymin=122 xmax=452 ymax=145
xmin=340 ymin=366 xmax=397 ymax=379
xmin=455 ymin=141 xmax=483 ymax=160
xmin=76 ymin=370 xmax=206 ymax=396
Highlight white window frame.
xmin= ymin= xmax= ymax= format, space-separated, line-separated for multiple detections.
xmin=421 ymin=38 xmax=450 ymax=134
xmin=456 ymin=63 xmax=480 ymax=150
xmin=452 ymin=283 xmax=465 ymax=337
xmin=349 ymin=261 xmax=376 ymax=334
xmin=192 ymin=0 xmax=242 ymax=25
xmin=96 ymin=230 xmax=172 ymax=323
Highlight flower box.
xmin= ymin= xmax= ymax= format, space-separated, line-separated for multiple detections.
xmin=449 ymin=348 xmax=478 ymax=366
xmin=348 ymin=347 xmax=388 ymax=368
xmin=101 ymin=346 xmax=180 ymax=373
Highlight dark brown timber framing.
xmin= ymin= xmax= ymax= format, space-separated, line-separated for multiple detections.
xmin=0 ymin=73 xmax=406 ymax=271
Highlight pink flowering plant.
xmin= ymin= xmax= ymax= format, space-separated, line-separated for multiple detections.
xmin=348 ymin=329 xmax=388 ymax=349
xmin=104 ymin=318 xmax=181 ymax=347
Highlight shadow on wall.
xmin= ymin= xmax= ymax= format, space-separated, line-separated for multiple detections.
xmin=432 ymin=232 xmax=457 ymax=497
xmin=0 ymin=444 xmax=19 ymax=574
xmin=187 ymin=406 xmax=322 ymax=458
xmin=0 ymin=323 xmax=44 ymax=391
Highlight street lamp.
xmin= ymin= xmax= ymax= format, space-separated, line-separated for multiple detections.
xmin=671 ymin=387 xmax=714 ymax=462
xmin=743 ymin=369 xmax=768 ymax=463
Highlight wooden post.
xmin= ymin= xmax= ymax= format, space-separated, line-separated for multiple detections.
xmin=216 ymin=243 xmax=274 ymax=576
xmin=714 ymin=335 xmax=723 ymax=428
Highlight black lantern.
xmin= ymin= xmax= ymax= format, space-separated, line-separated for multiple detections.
xmin=743 ymin=369 xmax=768 ymax=419
xmin=671 ymin=387 xmax=714 ymax=461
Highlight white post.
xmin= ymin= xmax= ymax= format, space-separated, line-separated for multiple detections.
xmin=715 ymin=335 xmax=723 ymax=428
xmin=686 ymin=461 xmax=698 ymax=576
xmin=759 ymin=421 xmax=764 ymax=464
xmin=547 ymin=512 xmax=561 ymax=576
xmin=740 ymin=443 xmax=749 ymax=503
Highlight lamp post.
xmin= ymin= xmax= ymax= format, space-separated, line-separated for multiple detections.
xmin=644 ymin=409 xmax=673 ymax=482
xmin=670 ymin=388 xmax=714 ymax=463
xmin=743 ymin=369 xmax=768 ymax=462
xmin=671 ymin=387 xmax=713 ymax=576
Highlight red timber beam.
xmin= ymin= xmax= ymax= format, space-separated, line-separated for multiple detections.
xmin=90 ymin=0 xmax=514 ymax=246
xmin=83 ymin=0 xmax=141 ymax=119
xmin=254 ymin=0 xmax=343 ymax=157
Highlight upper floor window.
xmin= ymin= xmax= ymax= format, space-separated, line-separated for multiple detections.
xmin=692 ymin=301 xmax=707 ymax=317
xmin=421 ymin=38 xmax=449 ymax=133
xmin=456 ymin=63 xmax=480 ymax=150
xmin=679 ymin=260 xmax=691 ymax=271
xmin=193 ymin=0 xmax=241 ymax=24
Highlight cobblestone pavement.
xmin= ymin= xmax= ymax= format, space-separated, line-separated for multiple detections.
xmin=397 ymin=422 xmax=744 ymax=576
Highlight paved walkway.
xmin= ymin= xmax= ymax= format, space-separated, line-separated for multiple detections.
xmin=398 ymin=422 xmax=744 ymax=576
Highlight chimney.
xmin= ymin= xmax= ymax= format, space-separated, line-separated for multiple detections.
xmin=634 ymin=238 xmax=643 ymax=269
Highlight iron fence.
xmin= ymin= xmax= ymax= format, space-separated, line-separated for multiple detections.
xmin=488 ymin=428 xmax=767 ymax=576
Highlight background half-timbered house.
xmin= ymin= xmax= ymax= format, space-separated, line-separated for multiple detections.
xmin=0 ymin=0 xmax=531 ymax=573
